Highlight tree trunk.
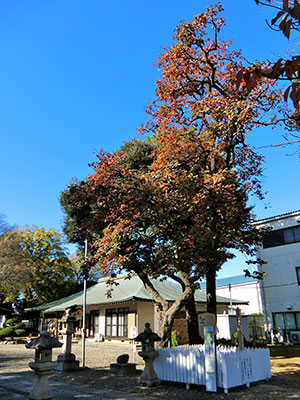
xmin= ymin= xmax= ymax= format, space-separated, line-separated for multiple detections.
xmin=185 ymin=293 xmax=200 ymax=344
xmin=157 ymin=306 xmax=173 ymax=348
xmin=157 ymin=287 xmax=195 ymax=347
xmin=137 ymin=272 xmax=195 ymax=347
xmin=206 ymin=268 xmax=216 ymax=316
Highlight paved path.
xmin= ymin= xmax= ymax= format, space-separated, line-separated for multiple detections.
xmin=3 ymin=342 xmax=300 ymax=399
xmin=0 ymin=342 xmax=151 ymax=399
xmin=0 ymin=369 xmax=152 ymax=400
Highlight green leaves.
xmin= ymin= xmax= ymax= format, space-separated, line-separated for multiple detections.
xmin=0 ymin=227 xmax=77 ymax=309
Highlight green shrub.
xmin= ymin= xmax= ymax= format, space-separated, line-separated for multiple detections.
xmin=171 ymin=330 xmax=180 ymax=347
xmin=248 ymin=338 xmax=267 ymax=348
xmin=0 ymin=326 xmax=14 ymax=338
xmin=232 ymin=331 xmax=240 ymax=346
xmin=15 ymin=329 xmax=26 ymax=337
xmin=6 ymin=318 xmax=18 ymax=325
xmin=14 ymin=322 xmax=25 ymax=330
xmin=217 ymin=337 xmax=233 ymax=347
xmin=0 ymin=318 xmax=27 ymax=339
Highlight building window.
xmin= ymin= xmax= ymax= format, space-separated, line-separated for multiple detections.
xmin=273 ymin=312 xmax=300 ymax=331
xmin=105 ymin=308 xmax=128 ymax=338
xmin=263 ymin=226 xmax=300 ymax=248
xmin=89 ymin=311 xmax=99 ymax=337
xmin=296 ymin=267 xmax=300 ymax=285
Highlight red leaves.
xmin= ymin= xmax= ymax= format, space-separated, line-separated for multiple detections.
xmin=252 ymin=1 xmax=300 ymax=109
xmin=289 ymin=81 xmax=300 ymax=110
xmin=235 ymin=67 xmax=262 ymax=90
xmin=256 ymin=0 xmax=300 ymax=39
xmin=236 ymin=56 xmax=300 ymax=109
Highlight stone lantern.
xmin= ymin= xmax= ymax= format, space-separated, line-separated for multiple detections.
xmin=56 ymin=308 xmax=79 ymax=372
xmin=134 ymin=322 xmax=161 ymax=386
xmin=26 ymin=323 xmax=62 ymax=400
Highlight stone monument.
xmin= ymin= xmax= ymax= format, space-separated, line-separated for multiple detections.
xmin=134 ymin=322 xmax=161 ymax=386
xmin=110 ymin=353 xmax=137 ymax=375
xmin=26 ymin=323 xmax=62 ymax=400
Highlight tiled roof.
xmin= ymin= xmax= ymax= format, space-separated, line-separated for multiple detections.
xmin=33 ymin=274 xmax=247 ymax=313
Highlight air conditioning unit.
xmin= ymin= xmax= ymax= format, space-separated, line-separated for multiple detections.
xmin=289 ymin=331 xmax=300 ymax=344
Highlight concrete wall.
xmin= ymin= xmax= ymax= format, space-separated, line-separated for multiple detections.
xmin=136 ymin=301 xmax=154 ymax=335
xmin=216 ymin=314 xmax=250 ymax=341
xmin=255 ymin=212 xmax=300 ymax=332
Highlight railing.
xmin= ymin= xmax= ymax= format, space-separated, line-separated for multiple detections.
xmin=153 ymin=345 xmax=271 ymax=393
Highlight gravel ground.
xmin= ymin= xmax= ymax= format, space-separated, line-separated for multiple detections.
xmin=1 ymin=341 xmax=300 ymax=399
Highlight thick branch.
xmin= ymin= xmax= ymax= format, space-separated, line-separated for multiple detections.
xmin=138 ymin=272 xmax=168 ymax=310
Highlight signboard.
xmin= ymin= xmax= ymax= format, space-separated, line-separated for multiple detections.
xmin=198 ymin=313 xmax=216 ymax=337
xmin=130 ymin=326 xmax=137 ymax=363
xmin=130 ymin=325 xmax=137 ymax=338
xmin=204 ymin=326 xmax=217 ymax=392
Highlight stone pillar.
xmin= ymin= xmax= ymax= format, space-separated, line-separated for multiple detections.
xmin=56 ymin=310 xmax=79 ymax=372
xmin=236 ymin=308 xmax=244 ymax=350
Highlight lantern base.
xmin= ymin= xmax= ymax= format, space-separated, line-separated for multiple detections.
xmin=138 ymin=351 xmax=160 ymax=387
xmin=110 ymin=362 xmax=137 ymax=375
xmin=28 ymin=361 xmax=57 ymax=400
xmin=55 ymin=353 xmax=80 ymax=372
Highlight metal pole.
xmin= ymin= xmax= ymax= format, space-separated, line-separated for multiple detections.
xmin=82 ymin=239 xmax=88 ymax=368
xmin=229 ymin=284 xmax=232 ymax=315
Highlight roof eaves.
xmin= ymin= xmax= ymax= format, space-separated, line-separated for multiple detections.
xmin=253 ymin=210 xmax=300 ymax=225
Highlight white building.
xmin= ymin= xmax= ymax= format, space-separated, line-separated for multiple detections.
xmin=254 ymin=210 xmax=300 ymax=342
xmin=201 ymin=275 xmax=264 ymax=340
xmin=201 ymin=275 xmax=263 ymax=315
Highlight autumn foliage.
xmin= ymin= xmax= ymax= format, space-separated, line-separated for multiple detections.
xmin=61 ymin=4 xmax=287 ymax=345
xmin=237 ymin=1 xmax=300 ymax=110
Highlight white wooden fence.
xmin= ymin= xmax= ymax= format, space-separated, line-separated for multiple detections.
xmin=153 ymin=345 xmax=271 ymax=393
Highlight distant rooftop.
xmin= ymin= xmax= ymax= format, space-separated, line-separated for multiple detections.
xmin=201 ymin=274 xmax=258 ymax=290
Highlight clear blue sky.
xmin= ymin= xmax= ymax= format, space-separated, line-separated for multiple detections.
xmin=0 ymin=1 xmax=299 ymax=277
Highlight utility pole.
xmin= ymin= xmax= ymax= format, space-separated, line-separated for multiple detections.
xmin=82 ymin=239 xmax=88 ymax=368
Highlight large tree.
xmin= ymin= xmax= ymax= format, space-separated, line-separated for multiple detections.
xmin=0 ymin=226 xmax=78 ymax=310
xmin=61 ymin=135 xmax=264 ymax=346
xmin=60 ymin=4 xmax=287 ymax=346
xmin=139 ymin=3 xmax=287 ymax=318
xmin=61 ymin=139 xmax=204 ymax=345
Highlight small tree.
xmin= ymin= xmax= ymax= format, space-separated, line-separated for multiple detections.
xmin=0 ymin=318 xmax=26 ymax=340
